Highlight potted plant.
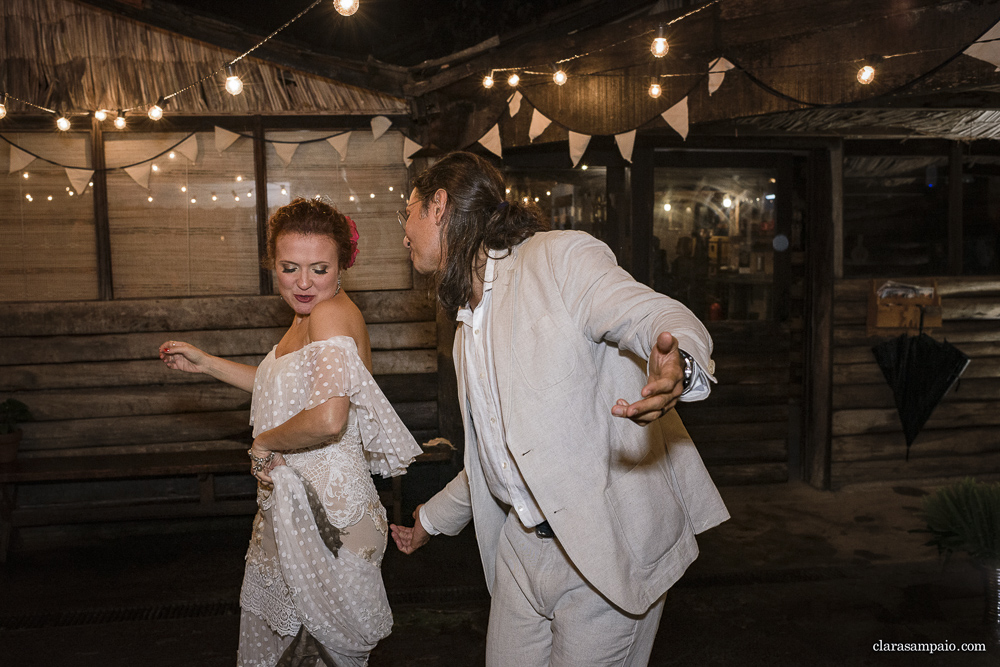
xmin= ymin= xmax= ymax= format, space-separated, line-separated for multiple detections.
xmin=920 ymin=478 xmax=1000 ymax=644
xmin=0 ymin=398 xmax=33 ymax=463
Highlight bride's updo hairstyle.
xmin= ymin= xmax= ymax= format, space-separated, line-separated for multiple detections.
xmin=264 ymin=197 xmax=359 ymax=270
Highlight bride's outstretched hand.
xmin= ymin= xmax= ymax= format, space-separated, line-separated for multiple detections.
xmin=390 ymin=505 xmax=431 ymax=555
xmin=159 ymin=340 xmax=208 ymax=374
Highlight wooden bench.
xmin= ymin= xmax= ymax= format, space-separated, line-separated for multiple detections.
xmin=0 ymin=441 xmax=454 ymax=561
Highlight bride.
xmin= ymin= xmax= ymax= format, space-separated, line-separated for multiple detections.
xmin=160 ymin=197 xmax=421 ymax=666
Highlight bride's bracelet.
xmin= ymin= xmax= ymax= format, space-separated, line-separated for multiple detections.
xmin=248 ymin=448 xmax=275 ymax=473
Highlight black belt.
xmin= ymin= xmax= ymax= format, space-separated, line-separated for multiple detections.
xmin=534 ymin=520 xmax=556 ymax=539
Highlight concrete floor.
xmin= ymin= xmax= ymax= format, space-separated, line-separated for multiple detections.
xmin=1 ymin=481 xmax=997 ymax=666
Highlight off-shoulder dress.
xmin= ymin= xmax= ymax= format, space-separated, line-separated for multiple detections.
xmin=236 ymin=336 xmax=422 ymax=667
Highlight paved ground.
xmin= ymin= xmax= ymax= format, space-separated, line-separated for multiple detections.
xmin=1 ymin=481 xmax=997 ymax=665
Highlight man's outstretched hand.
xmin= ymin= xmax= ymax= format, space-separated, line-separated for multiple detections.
xmin=390 ymin=504 xmax=431 ymax=554
xmin=611 ymin=331 xmax=685 ymax=425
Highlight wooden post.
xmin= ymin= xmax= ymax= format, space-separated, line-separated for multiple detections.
xmin=831 ymin=142 xmax=844 ymax=280
xmin=253 ymin=116 xmax=273 ymax=295
xmin=948 ymin=141 xmax=963 ymax=275
xmin=90 ymin=115 xmax=114 ymax=300
xmin=803 ymin=144 xmax=837 ymax=489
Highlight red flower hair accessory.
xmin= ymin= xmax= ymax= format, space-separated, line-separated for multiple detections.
xmin=345 ymin=215 xmax=360 ymax=268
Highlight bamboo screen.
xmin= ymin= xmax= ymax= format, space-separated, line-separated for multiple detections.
xmin=0 ymin=133 xmax=99 ymax=302
xmin=264 ymin=130 xmax=411 ymax=292
xmin=105 ymin=132 xmax=259 ymax=299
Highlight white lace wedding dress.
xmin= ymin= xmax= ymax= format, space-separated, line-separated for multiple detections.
xmin=237 ymin=336 xmax=422 ymax=667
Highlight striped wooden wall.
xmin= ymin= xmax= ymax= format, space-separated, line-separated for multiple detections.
xmin=831 ymin=277 xmax=1000 ymax=486
xmin=0 ymin=293 xmax=439 ymax=505
xmin=678 ymin=321 xmax=791 ymax=486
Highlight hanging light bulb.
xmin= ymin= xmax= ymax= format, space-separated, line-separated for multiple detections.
xmin=507 ymin=73 xmax=520 ymax=87
xmin=0 ymin=94 xmax=6 ymax=120
xmin=94 ymin=109 xmax=108 ymax=122
xmin=56 ymin=115 xmax=71 ymax=131
xmin=225 ymin=65 xmax=244 ymax=96
xmin=723 ymin=197 xmax=732 ymax=208
xmin=114 ymin=110 xmax=126 ymax=129
xmin=334 ymin=0 xmax=359 ymax=16
xmin=857 ymin=64 xmax=875 ymax=85
xmin=483 ymin=73 xmax=495 ymax=89
xmin=649 ymin=81 xmax=662 ymax=98
xmin=148 ymin=98 xmax=165 ymax=121
xmin=651 ymin=27 xmax=668 ymax=58
xmin=553 ymin=68 xmax=568 ymax=86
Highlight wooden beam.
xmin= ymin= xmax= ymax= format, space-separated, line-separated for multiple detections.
xmin=803 ymin=144 xmax=837 ymax=489
xmin=90 ymin=115 xmax=113 ymax=300
xmin=253 ymin=116 xmax=273 ymax=296
xmin=948 ymin=140 xmax=963 ymax=274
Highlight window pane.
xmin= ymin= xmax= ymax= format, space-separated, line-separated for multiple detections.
xmin=105 ymin=132 xmax=259 ymax=298
xmin=654 ymin=167 xmax=778 ymax=321
xmin=265 ymin=130 xmax=411 ymax=291
xmin=0 ymin=133 xmax=98 ymax=302
xmin=504 ymin=168 xmax=608 ymax=238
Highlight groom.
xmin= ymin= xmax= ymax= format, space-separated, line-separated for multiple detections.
xmin=391 ymin=152 xmax=728 ymax=666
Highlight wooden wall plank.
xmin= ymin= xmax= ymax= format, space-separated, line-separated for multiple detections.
xmin=831 ymin=452 xmax=1000 ymax=487
xmin=833 ymin=426 xmax=1000 ymax=461
xmin=707 ymin=462 xmax=789 ymax=486
xmin=834 ymin=357 xmax=1000 ymax=385
xmin=0 ymin=292 xmax=435 ymax=337
xmin=676 ymin=404 xmax=789 ymax=425
xmin=698 ymin=439 xmax=788 ymax=464
xmin=2 ymin=349 xmax=437 ymax=391
xmin=685 ymin=421 xmax=789 ymax=443
xmin=832 ymin=401 xmax=1000 ymax=436
xmin=0 ymin=321 xmax=436 ymax=366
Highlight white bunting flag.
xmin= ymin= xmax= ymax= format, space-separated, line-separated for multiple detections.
xmin=124 ymin=162 xmax=153 ymax=189
xmin=528 ymin=109 xmax=552 ymax=142
xmin=614 ymin=130 xmax=636 ymax=163
xmin=177 ymin=134 xmax=199 ymax=163
xmin=568 ymin=131 xmax=591 ymax=167
xmin=508 ymin=91 xmax=523 ymax=117
xmin=965 ymin=20 xmax=1000 ymax=70
xmin=662 ymin=96 xmax=689 ymax=140
xmin=370 ymin=116 xmax=392 ymax=142
xmin=273 ymin=142 xmax=299 ymax=167
xmin=708 ymin=57 xmax=735 ymax=96
xmin=65 ymin=168 xmax=94 ymax=195
xmin=478 ymin=124 xmax=503 ymax=159
xmin=214 ymin=126 xmax=241 ymax=153
xmin=9 ymin=145 xmax=34 ymax=173
xmin=327 ymin=132 xmax=351 ymax=161
xmin=403 ymin=136 xmax=422 ymax=167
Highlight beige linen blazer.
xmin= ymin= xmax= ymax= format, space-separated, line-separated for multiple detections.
xmin=422 ymin=230 xmax=729 ymax=615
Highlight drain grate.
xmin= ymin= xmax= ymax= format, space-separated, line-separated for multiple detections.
xmin=0 ymin=600 xmax=240 ymax=630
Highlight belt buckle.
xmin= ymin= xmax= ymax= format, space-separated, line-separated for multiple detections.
xmin=534 ymin=520 xmax=555 ymax=539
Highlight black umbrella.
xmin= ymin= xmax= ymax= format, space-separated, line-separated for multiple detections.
xmin=871 ymin=333 xmax=970 ymax=459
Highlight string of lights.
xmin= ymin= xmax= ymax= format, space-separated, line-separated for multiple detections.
xmin=0 ymin=0 xmax=360 ymax=131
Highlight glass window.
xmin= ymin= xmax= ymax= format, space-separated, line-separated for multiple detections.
xmin=0 ymin=133 xmax=98 ymax=302
xmin=105 ymin=131 xmax=259 ymax=298
xmin=653 ymin=167 xmax=778 ymax=321
xmin=504 ymin=167 xmax=608 ymax=239
xmin=265 ymin=130 xmax=411 ymax=292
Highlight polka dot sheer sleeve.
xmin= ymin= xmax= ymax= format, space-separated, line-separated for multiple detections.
xmin=302 ymin=337 xmax=422 ymax=478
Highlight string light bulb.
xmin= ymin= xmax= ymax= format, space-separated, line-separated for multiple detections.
xmin=94 ymin=109 xmax=107 ymax=121
xmin=148 ymin=98 xmax=165 ymax=121
xmin=649 ymin=81 xmax=662 ymax=98
xmin=507 ymin=73 xmax=520 ymax=87
xmin=0 ymin=94 xmax=6 ymax=120
xmin=225 ymin=65 xmax=244 ymax=96
xmin=651 ymin=27 xmax=668 ymax=58
xmin=857 ymin=64 xmax=875 ymax=85
xmin=56 ymin=115 xmax=71 ymax=131
xmin=114 ymin=110 xmax=126 ymax=129
xmin=553 ymin=69 xmax=568 ymax=86
xmin=483 ymin=73 xmax=495 ymax=89
xmin=334 ymin=0 xmax=359 ymax=16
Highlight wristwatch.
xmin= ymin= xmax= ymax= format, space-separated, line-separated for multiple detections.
xmin=678 ymin=349 xmax=694 ymax=393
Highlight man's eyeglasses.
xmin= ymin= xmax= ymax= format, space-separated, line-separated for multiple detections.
xmin=396 ymin=210 xmax=407 ymax=233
